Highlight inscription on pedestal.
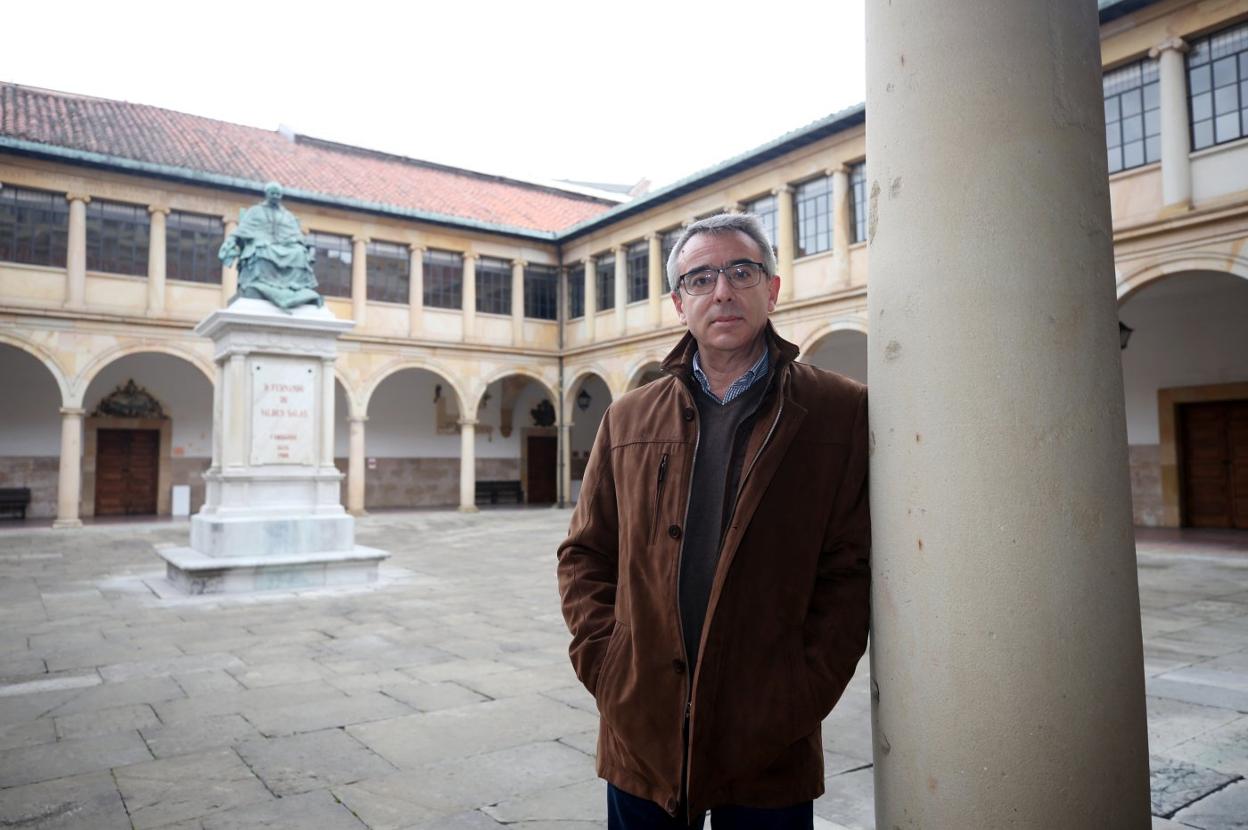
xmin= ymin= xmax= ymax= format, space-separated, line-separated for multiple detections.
xmin=251 ymin=360 xmax=316 ymax=465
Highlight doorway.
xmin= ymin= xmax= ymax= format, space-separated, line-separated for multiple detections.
xmin=1179 ymin=399 xmax=1248 ymax=529
xmin=526 ymin=434 xmax=558 ymax=504
xmin=94 ymin=428 xmax=160 ymax=516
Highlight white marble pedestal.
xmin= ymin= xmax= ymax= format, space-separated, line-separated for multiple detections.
xmin=158 ymin=298 xmax=387 ymax=594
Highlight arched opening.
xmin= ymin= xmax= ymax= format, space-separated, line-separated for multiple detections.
xmin=1119 ymin=270 xmax=1248 ymax=528
xmin=333 ymin=376 xmax=353 ymax=508
xmin=802 ymin=328 xmax=868 ymax=383
xmin=80 ymin=352 xmax=213 ymax=517
xmin=0 ymin=343 xmax=65 ymax=520
xmin=569 ymin=372 xmax=612 ymax=503
xmin=359 ymin=367 xmax=466 ymax=510
xmin=628 ymin=361 xmax=665 ymax=391
xmin=476 ymin=373 xmax=560 ymax=505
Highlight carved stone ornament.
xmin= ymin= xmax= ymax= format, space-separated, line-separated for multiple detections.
xmin=531 ymin=398 xmax=556 ymax=427
xmin=93 ymin=379 xmax=167 ymax=419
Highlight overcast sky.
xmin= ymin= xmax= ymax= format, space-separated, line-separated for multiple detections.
xmin=3 ymin=0 xmax=865 ymax=190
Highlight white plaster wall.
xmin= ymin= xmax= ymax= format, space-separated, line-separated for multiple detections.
xmin=802 ymin=330 xmax=868 ymax=383
xmin=1191 ymin=141 xmax=1248 ymax=206
xmin=1120 ymin=270 xmax=1248 ymax=443
xmin=0 ymin=344 xmax=62 ymax=455
xmin=82 ymin=353 xmax=213 ymax=457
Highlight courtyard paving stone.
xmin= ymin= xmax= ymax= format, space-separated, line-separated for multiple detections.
xmin=0 ymin=512 xmax=1243 ymax=828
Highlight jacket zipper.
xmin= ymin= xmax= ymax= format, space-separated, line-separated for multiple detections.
xmin=650 ymin=452 xmax=669 ymax=543
xmin=674 ymin=398 xmax=699 ymax=820
xmin=721 ymin=378 xmax=786 ymax=535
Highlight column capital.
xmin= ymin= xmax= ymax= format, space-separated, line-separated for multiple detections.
xmin=408 ymin=242 xmax=427 ymax=254
xmin=1149 ymin=36 xmax=1188 ymax=58
xmin=827 ymin=164 xmax=850 ymax=177
xmin=458 ymin=417 xmax=478 ymax=428
xmin=771 ymin=185 xmax=794 ymax=197
xmin=59 ymin=406 xmax=85 ymax=417
xmin=512 ymin=258 xmax=528 ymax=269
xmin=613 ymin=245 xmax=626 ymax=255
xmin=352 ymin=235 xmax=370 ymax=245
xmin=65 ymin=192 xmax=91 ymax=204
xmin=223 ymin=216 xmax=239 ymax=230
xmin=349 ymin=414 xmax=368 ymax=424
xmin=463 ymin=252 xmax=478 ymax=263
xmin=147 ymin=205 xmax=171 ymax=217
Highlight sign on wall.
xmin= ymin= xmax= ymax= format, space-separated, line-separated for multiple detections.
xmin=251 ymin=360 xmax=316 ymax=465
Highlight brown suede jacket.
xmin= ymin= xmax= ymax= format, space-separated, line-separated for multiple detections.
xmin=557 ymin=324 xmax=871 ymax=817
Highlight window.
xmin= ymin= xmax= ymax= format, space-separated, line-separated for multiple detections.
xmin=567 ymin=263 xmax=585 ymax=319
xmin=744 ymin=194 xmax=777 ymax=252
xmin=1103 ymin=58 xmax=1161 ymax=173
xmin=1188 ymin=21 xmax=1248 ymax=150
xmin=596 ymin=253 xmax=615 ymax=311
xmin=423 ymin=249 xmax=463 ymax=309
xmin=0 ymin=185 xmax=68 ymax=268
xmin=524 ymin=264 xmax=558 ymax=320
xmin=366 ymin=240 xmax=409 ymax=303
xmin=306 ymin=231 xmax=352 ymax=297
xmin=661 ymin=228 xmax=682 ymax=291
xmin=86 ymin=200 xmax=149 ymax=276
xmin=166 ymin=211 xmax=223 ymax=284
xmin=476 ymin=256 xmax=511 ymax=315
xmin=849 ymin=164 xmax=868 ymax=244
xmin=627 ymin=241 xmax=649 ymax=303
xmin=794 ymin=176 xmax=832 ymax=257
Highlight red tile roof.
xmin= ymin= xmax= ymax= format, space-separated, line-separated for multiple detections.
xmin=0 ymin=84 xmax=616 ymax=234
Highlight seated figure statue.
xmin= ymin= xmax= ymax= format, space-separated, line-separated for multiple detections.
xmin=219 ymin=182 xmax=323 ymax=309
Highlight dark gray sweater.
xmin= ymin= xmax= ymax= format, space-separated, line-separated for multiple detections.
xmin=678 ymin=371 xmax=772 ymax=670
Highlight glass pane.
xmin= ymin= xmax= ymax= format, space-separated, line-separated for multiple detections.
xmin=1144 ymin=109 xmax=1161 ymax=137
xmin=1107 ymin=120 xmax=1122 ymax=147
xmin=1190 ymin=65 xmax=1211 ymax=95
xmin=1241 ymin=52 xmax=1248 ymax=77
xmin=1145 ymin=135 xmax=1161 ymax=163
xmin=1193 ymin=119 xmax=1214 ymax=149
xmin=1122 ymin=141 xmax=1144 ymax=169
xmin=1192 ymin=92 xmax=1213 ymax=121
xmin=1104 ymin=96 xmax=1120 ymax=122
xmin=1215 ymin=111 xmax=1241 ymax=142
xmin=1215 ymin=84 xmax=1239 ymax=114
xmin=1213 ymin=56 xmax=1237 ymax=88
xmin=1143 ymin=81 xmax=1160 ymax=111
xmin=1121 ymin=89 xmax=1142 ymax=116
xmin=1121 ymin=114 xmax=1144 ymax=142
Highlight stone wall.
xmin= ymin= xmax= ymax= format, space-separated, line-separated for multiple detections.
xmin=1129 ymin=444 xmax=1163 ymax=527
xmin=0 ymin=457 xmax=58 ymax=518
xmin=334 ymin=457 xmax=522 ymax=509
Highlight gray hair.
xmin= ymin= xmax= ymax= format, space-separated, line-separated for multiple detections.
xmin=665 ymin=212 xmax=777 ymax=293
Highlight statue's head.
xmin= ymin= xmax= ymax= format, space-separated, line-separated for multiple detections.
xmin=264 ymin=182 xmax=283 ymax=204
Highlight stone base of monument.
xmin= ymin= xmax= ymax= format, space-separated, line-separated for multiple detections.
xmin=157 ymin=298 xmax=388 ymax=595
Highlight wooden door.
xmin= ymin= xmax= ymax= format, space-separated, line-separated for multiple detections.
xmin=95 ymin=429 xmax=159 ymax=516
xmin=526 ymin=435 xmax=558 ymax=504
xmin=1180 ymin=400 xmax=1248 ymax=529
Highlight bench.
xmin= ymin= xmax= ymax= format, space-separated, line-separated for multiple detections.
xmin=0 ymin=488 xmax=31 ymax=520
xmin=475 ymin=480 xmax=524 ymax=505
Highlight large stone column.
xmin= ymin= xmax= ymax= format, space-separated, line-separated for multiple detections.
xmin=1150 ymin=37 xmax=1192 ymax=210
xmin=221 ymin=218 xmax=239 ymax=305
xmin=459 ymin=418 xmax=478 ymax=512
xmin=558 ymin=421 xmax=573 ymax=508
xmin=830 ymin=167 xmax=851 ymax=290
xmin=512 ymin=258 xmax=526 ymax=344
xmin=347 ymin=414 xmax=367 ymax=516
xmin=614 ymin=245 xmax=627 ymax=334
xmin=351 ymin=236 xmax=368 ymax=326
xmin=408 ymin=244 xmax=425 ymax=337
xmin=647 ymin=234 xmax=663 ymax=327
xmin=64 ymin=193 xmax=89 ymax=309
xmin=773 ymin=185 xmax=795 ymax=302
xmin=146 ymin=206 xmax=169 ymax=315
xmin=463 ymin=253 xmax=477 ymax=341
xmin=52 ymin=407 xmax=84 ymax=529
xmin=584 ymin=257 xmax=597 ymax=340
xmin=866 ymin=3 xmax=1150 ymax=828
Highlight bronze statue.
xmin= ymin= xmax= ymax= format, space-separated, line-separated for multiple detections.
xmin=219 ymin=182 xmax=323 ymax=309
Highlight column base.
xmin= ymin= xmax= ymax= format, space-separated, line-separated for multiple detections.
xmin=458 ymin=504 xmax=479 ymax=513
xmin=348 ymin=508 xmax=368 ymax=517
xmin=51 ymin=518 xmax=83 ymax=529
xmin=158 ymin=544 xmax=388 ymax=594
xmin=1159 ymin=200 xmax=1193 ymax=218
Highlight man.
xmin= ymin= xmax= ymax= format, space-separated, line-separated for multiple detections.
xmin=218 ymin=181 xmax=322 ymax=310
xmin=557 ymin=213 xmax=870 ymax=828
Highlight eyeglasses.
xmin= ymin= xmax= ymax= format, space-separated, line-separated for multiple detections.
xmin=678 ymin=261 xmax=767 ymax=295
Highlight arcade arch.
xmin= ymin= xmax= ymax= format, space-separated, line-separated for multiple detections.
xmin=566 ymin=371 xmax=612 ymax=503
xmin=0 ymin=342 xmax=67 ymax=519
xmin=801 ymin=327 xmax=868 ymax=383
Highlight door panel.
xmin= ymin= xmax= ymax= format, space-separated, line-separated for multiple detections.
xmin=94 ymin=429 xmax=160 ymax=516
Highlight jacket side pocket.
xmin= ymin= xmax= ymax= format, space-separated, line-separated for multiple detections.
xmin=648 ymin=452 xmax=670 ymax=544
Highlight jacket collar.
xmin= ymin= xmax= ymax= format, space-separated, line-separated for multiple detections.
xmin=661 ymin=321 xmax=800 ymax=385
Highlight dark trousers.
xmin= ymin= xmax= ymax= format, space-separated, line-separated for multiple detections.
xmin=607 ymin=783 xmax=813 ymax=830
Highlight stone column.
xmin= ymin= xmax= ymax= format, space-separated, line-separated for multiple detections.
xmin=512 ymin=258 xmax=526 ymax=345
xmin=320 ymin=358 xmax=336 ymax=469
xmin=584 ymin=257 xmax=597 ymax=340
xmin=647 ymin=234 xmax=663 ymax=327
xmin=347 ymin=415 xmax=367 ymax=516
xmin=558 ymin=421 xmax=573 ymax=508
xmin=221 ymin=218 xmax=239 ymax=305
xmin=64 ymin=193 xmax=90 ymax=309
xmin=866 ymin=3 xmax=1150 ymax=828
xmin=351 ymin=236 xmax=369 ymax=326
xmin=830 ymin=167 xmax=851 ymax=289
xmin=462 ymin=253 xmax=477 ymax=341
xmin=408 ymin=244 xmax=425 ymax=337
xmin=52 ymin=407 xmax=84 ymax=529
xmin=146 ymin=206 xmax=169 ymax=316
xmin=1150 ymin=37 xmax=1192 ymax=210
xmin=614 ymin=245 xmax=627 ymax=334
xmin=459 ymin=418 xmax=478 ymax=512
xmin=773 ymin=185 xmax=795 ymax=302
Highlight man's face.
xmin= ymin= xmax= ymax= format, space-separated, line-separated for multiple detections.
xmin=671 ymin=229 xmax=780 ymax=360
xmin=265 ymin=185 xmax=282 ymax=204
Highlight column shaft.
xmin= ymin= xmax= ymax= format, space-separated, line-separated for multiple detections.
xmin=347 ymin=415 xmax=367 ymax=515
xmin=65 ymin=194 xmax=89 ymax=309
xmin=459 ymin=419 xmax=478 ymax=512
xmin=462 ymin=254 xmax=477 ymax=341
xmin=647 ymin=235 xmax=663 ymax=328
xmin=512 ymin=259 xmax=526 ymax=345
xmin=866 ymin=3 xmax=1150 ymax=827
xmin=409 ymin=245 xmax=425 ymax=337
xmin=614 ymin=246 xmax=627 ymax=334
xmin=52 ymin=407 xmax=84 ymax=529
xmin=221 ymin=218 xmax=239 ymax=305
xmin=831 ymin=167 xmax=851 ymax=289
xmin=146 ymin=207 xmax=169 ymax=315
xmin=584 ymin=258 xmax=597 ymax=340
xmin=352 ymin=236 xmax=368 ymax=326
xmin=558 ymin=422 xmax=573 ymax=508
xmin=1152 ymin=39 xmax=1192 ymax=209
xmin=774 ymin=186 xmax=795 ymax=302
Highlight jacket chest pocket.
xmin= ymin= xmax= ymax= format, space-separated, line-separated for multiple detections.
xmin=649 ymin=452 xmax=670 ymax=544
